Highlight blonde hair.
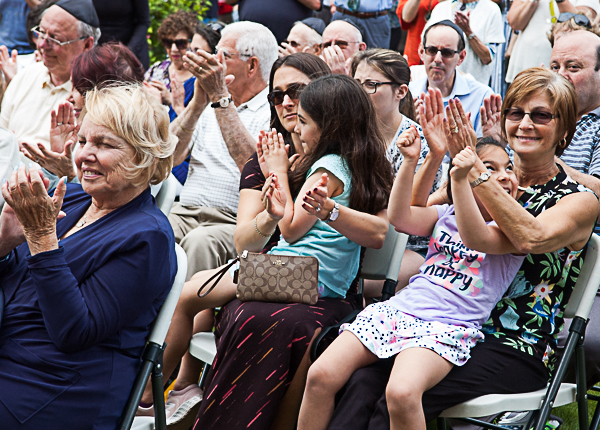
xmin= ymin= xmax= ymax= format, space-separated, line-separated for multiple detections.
xmin=502 ymin=67 xmax=577 ymax=156
xmin=83 ymin=83 xmax=177 ymax=186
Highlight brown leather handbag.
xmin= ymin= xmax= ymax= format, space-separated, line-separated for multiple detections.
xmin=197 ymin=250 xmax=319 ymax=305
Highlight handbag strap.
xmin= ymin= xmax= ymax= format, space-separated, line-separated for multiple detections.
xmin=196 ymin=256 xmax=240 ymax=298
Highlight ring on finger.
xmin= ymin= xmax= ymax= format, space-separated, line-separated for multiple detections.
xmin=316 ymin=204 xmax=321 ymax=213
xmin=453 ymin=126 xmax=459 ymax=133
xmin=197 ymin=66 xmax=203 ymax=73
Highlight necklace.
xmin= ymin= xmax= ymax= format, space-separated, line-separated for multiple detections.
xmin=76 ymin=209 xmax=99 ymax=228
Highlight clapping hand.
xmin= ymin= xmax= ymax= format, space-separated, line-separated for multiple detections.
xmin=261 ymin=173 xmax=286 ymax=220
xmin=0 ymin=45 xmax=18 ymax=86
xmin=148 ymin=79 xmax=173 ymax=106
xmin=480 ymin=94 xmax=503 ymax=143
xmin=419 ymin=88 xmax=448 ymax=158
xmin=445 ymin=98 xmax=477 ymax=158
xmin=301 ymin=172 xmax=332 ymax=221
xmin=450 ymin=146 xmax=477 ymax=180
xmin=322 ymin=45 xmax=350 ymax=75
xmin=395 ymin=126 xmax=422 ymax=161
xmin=261 ymin=129 xmax=299 ymax=174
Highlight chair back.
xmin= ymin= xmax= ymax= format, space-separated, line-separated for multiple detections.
xmin=359 ymin=224 xmax=408 ymax=281
xmin=564 ymin=233 xmax=600 ymax=320
xmin=148 ymin=244 xmax=187 ymax=344
xmin=154 ymin=175 xmax=178 ymax=217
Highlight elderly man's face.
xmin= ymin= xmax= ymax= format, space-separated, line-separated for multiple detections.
xmin=550 ymin=31 xmax=600 ymax=117
xmin=286 ymin=24 xmax=320 ymax=55
xmin=322 ymin=21 xmax=364 ymax=59
xmin=215 ymin=33 xmax=254 ymax=98
xmin=419 ymin=26 xmax=465 ymax=88
xmin=37 ymin=6 xmax=90 ymax=81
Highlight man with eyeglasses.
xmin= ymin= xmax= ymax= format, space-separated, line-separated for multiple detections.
xmin=321 ymin=19 xmax=367 ymax=74
xmin=279 ymin=17 xmax=326 ymax=58
xmin=409 ymin=20 xmax=493 ymax=136
xmin=0 ymin=0 xmax=98 ymax=150
xmin=167 ymin=21 xmax=278 ymax=279
xmin=424 ymin=0 xmax=505 ymax=86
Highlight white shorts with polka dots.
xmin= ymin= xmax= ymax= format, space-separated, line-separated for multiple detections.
xmin=341 ymin=302 xmax=484 ymax=366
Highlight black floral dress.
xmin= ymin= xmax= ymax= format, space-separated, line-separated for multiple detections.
xmin=482 ymin=165 xmax=596 ymax=372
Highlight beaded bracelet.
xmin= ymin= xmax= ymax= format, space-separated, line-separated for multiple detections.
xmin=254 ymin=214 xmax=275 ymax=238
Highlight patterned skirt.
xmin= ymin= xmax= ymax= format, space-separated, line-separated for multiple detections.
xmin=193 ymin=297 xmax=355 ymax=430
xmin=342 ymin=302 xmax=484 ymax=366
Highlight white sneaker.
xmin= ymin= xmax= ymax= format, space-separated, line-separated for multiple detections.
xmin=165 ymin=385 xmax=203 ymax=430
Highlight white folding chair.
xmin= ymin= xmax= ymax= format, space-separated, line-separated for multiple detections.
xmin=438 ymin=234 xmax=600 ymax=430
xmin=118 ymin=244 xmax=187 ymax=430
xmin=153 ymin=174 xmax=178 ymax=217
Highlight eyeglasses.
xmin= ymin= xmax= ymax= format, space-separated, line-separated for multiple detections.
xmin=322 ymin=40 xmax=361 ymax=49
xmin=282 ymin=40 xmax=301 ymax=48
xmin=161 ymin=38 xmax=191 ymax=51
xmin=31 ymin=26 xmax=87 ymax=48
xmin=205 ymin=22 xmax=225 ymax=33
xmin=504 ymin=108 xmax=557 ymax=124
xmin=423 ymin=45 xmax=461 ymax=58
xmin=359 ymin=81 xmax=398 ymax=94
xmin=215 ymin=47 xmax=250 ymax=59
xmin=267 ymin=83 xmax=307 ymax=106
xmin=556 ymin=12 xmax=591 ymax=28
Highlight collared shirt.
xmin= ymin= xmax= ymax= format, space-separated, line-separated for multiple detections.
xmin=561 ymin=105 xmax=600 ymax=178
xmin=0 ymin=62 xmax=71 ymax=148
xmin=179 ymin=87 xmax=271 ymax=214
xmin=334 ymin=0 xmax=393 ymax=12
xmin=409 ymin=71 xmax=493 ymax=136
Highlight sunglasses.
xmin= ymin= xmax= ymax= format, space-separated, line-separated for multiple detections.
xmin=423 ymin=45 xmax=461 ymax=58
xmin=161 ymin=38 xmax=191 ymax=51
xmin=504 ymin=108 xmax=556 ymax=124
xmin=556 ymin=12 xmax=591 ymax=28
xmin=267 ymin=83 xmax=307 ymax=106
xmin=322 ymin=40 xmax=361 ymax=49
xmin=282 ymin=40 xmax=301 ymax=48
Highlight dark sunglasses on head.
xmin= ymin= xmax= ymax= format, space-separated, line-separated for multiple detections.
xmin=423 ymin=45 xmax=461 ymax=58
xmin=556 ymin=12 xmax=591 ymax=28
xmin=206 ymin=22 xmax=225 ymax=33
xmin=267 ymin=83 xmax=307 ymax=106
xmin=504 ymin=108 xmax=557 ymax=124
xmin=161 ymin=38 xmax=191 ymax=51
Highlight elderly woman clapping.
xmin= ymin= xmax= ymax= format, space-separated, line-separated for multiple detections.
xmin=0 ymin=84 xmax=178 ymax=429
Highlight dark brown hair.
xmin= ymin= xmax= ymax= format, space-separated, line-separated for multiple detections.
xmin=350 ymin=48 xmax=416 ymax=121
xmin=157 ymin=11 xmax=199 ymax=41
xmin=268 ymin=53 xmax=332 ymax=153
xmin=291 ymin=75 xmax=393 ymax=214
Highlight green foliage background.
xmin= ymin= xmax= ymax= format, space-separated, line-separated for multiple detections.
xmin=147 ymin=0 xmax=210 ymax=65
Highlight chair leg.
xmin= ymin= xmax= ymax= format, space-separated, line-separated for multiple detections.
xmin=590 ymin=399 xmax=600 ymax=430
xmin=576 ymin=335 xmax=590 ymax=430
xmin=436 ymin=417 xmax=447 ymax=430
xmin=152 ymin=346 xmax=167 ymax=430
xmin=198 ymin=362 xmax=212 ymax=390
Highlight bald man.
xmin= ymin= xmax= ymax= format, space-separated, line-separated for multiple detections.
xmin=321 ymin=20 xmax=367 ymax=74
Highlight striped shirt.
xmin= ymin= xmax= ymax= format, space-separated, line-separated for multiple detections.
xmin=179 ymin=87 xmax=271 ymax=214
xmin=561 ymin=106 xmax=600 ymax=178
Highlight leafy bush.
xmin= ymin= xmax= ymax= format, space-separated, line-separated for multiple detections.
xmin=148 ymin=0 xmax=210 ymax=65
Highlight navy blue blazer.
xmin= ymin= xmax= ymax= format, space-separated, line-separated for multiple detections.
xmin=0 ymin=185 xmax=176 ymax=429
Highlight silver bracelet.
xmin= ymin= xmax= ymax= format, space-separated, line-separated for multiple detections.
xmin=254 ymin=214 xmax=275 ymax=238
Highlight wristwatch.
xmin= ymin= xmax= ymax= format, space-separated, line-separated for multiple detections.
xmin=470 ymin=171 xmax=491 ymax=188
xmin=324 ymin=201 xmax=340 ymax=223
xmin=467 ymin=33 xmax=476 ymax=40
xmin=211 ymin=96 xmax=232 ymax=109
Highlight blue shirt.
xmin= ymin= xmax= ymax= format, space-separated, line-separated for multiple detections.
xmin=409 ymin=72 xmax=494 ymax=137
xmin=0 ymin=0 xmax=33 ymax=53
xmin=334 ymin=0 xmax=394 ymax=12
xmin=0 ymin=185 xmax=177 ymax=428
xmin=269 ymin=154 xmax=359 ymax=299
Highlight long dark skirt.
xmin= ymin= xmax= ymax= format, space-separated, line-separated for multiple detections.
xmin=193 ymin=297 xmax=355 ymax=430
